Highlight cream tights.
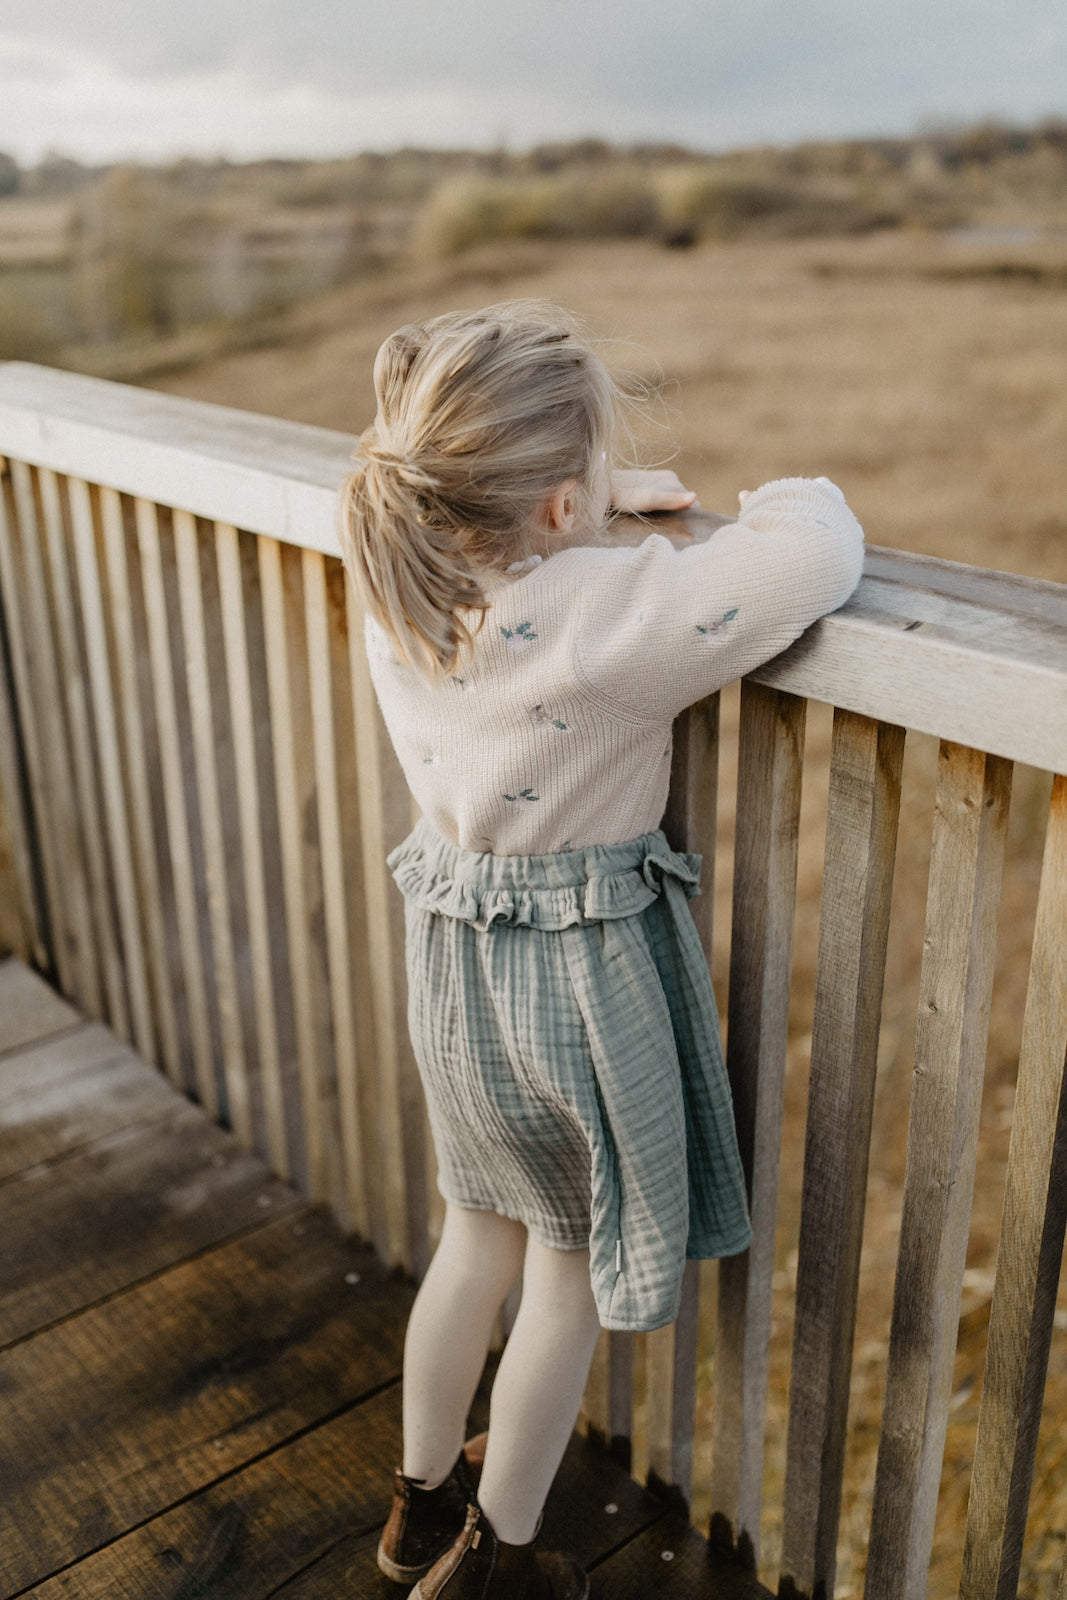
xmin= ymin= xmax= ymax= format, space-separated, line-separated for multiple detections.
xmin=401 ymin=1202 xmax=603 ymax=1545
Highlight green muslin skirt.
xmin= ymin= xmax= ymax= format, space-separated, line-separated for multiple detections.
xmin=388 ymin=817 xmax=751 ymax=1332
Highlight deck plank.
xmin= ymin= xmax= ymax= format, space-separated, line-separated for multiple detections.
xmin=0 ymin=1208 xmax=412 ymax=1593
xmin=0 ymin=959 xmax=81 ymax=1056
xmin=0 ymin=1102 xmax=299 ymax=1344
xmin=0 ymin=1023 xmax=190 ymax=1183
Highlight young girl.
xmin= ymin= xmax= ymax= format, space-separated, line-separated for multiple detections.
xmin=340 ymin=301 xmax=864 ymax=1600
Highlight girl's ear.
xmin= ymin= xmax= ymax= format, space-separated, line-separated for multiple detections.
xmin=540 ymin=478 xmax=579 ymax=536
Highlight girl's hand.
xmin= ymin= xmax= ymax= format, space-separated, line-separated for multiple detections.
xmin=610 ymin=468 xmax=698 ymax=514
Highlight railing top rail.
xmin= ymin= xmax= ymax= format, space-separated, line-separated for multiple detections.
xmin=1 ymin=360 xmax=1064 ymax=773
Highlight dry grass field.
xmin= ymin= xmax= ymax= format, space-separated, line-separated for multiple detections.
xmin=148 ymin=228 xmax=1067 ymax=1597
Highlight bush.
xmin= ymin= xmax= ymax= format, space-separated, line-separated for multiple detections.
xmin=414 ymin=168 xmax=662 ymax=254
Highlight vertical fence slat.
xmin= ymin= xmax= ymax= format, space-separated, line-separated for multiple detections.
xmin=780 ymin=710 xmax=905 ymax=1599
xmin=38 ymin=470 xmax=131 ymax=1039
xmin=97 ymin=486 xmax=184 ymax=1086
xmin=173 ymin=507 xmax=252 ymax=1143
xmin=961 ymin=772 xmax=1067 ymax=1600
xmin=642 ymin=696 xmax=721 ymax=1505
xmin=135 ymin=496 xmax=218 ymax=1115
xmin=303 ymin=547 xmax=369 ymax=1237
xmin=215 ymin=521 xmax=289 ymax=1174
xmin=710 ymin=682 xmax=806 ymax=1564
xmin=646 ymin=1260 xmax=702 ymax=1507
xmin=66 ymin=476 xmax=157 ymax=1058
xmin=8 ymin=460 xmax=99 ymax=1009
xmin=259 ymin=535 xmax=332 ymax=1200
xmin=347 ymin=579 xmax=428 ymax=1273
xmin=865 ymin=744 xmax=1012 ymax=1598
xmin=0 ymin=460 xmax=48 ymax=965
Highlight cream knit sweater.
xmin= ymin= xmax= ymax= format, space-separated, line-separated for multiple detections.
xmin=366 ymin=477 xmax=864 ymax=855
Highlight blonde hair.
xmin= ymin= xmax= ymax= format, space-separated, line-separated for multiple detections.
xmin=339 ymin=301 xmax=619 ymax=678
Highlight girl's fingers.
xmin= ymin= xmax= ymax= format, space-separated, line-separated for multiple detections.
xmin=610 ymin=469 xmax=698 ymax=513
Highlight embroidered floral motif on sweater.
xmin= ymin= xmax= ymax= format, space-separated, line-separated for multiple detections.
xmin=504 ymin=788 xmax=540 ymax=806
xmin=696 ymin=608 xmax=739 ymax=638
xmin=529 ymin=703 xmax=569 ymax=731
xmin=501 ymin=621 xmax=538 ymax=652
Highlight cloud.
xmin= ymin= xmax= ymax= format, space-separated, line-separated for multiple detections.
xmin=0 ymin=0 xmax=1063 ymax=163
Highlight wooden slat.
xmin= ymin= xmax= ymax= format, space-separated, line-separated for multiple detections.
xmin=66 ymin=475 xmax=157 ymax=1058
xmin=662 ymin=694 xmax=720 ymax=959
xmin=646 ymin=1260 xmax=702 ymax=1508
xmin=37 ymin=469 xmax=132 ymax=1040
xmin=0 ymin=1105 xmax=298 ymax=1344
xmin=258 ymin=536 xmax=332 ymax=1201
xmin=0 ymin=1020 xmax=177 ymax=1183
xmin=303 ymin=548 xmax=368 ymax=1235
xmin=97 ymin=485 xmax=184 ymax=1086
xmin=215 ymin=522 xmax=290 ymax=1176
xmin=347 ymin=574 xmax=427 ymax=1272
xmin=0 ymin=1207 xmax=412 ymax=1593
xmin=961 ymin=772 xmax=1067 ymax=1600
xmin=865 ymin=744 xmax=1011 ymax=1597
xmin=0 ymin=477 xmax=48 ymax=967
xmin=642 ymin=695 xmax=722 ymax=1506
xmin=710 ymin=683 xmax=806 ymax=1564
xmin=779 ymin=711 xmax=905 ymax=1599
xmin=134 ymin=496 xmax=218 ymax=1112
xmin=4 ymin=460 xmax=98 ymax=1006
xmin=173 ymin=507 xmax=252 ymax=1144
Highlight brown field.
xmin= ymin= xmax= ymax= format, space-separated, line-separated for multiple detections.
xmin=148 ymin=229 xmax=1067 ymax=1596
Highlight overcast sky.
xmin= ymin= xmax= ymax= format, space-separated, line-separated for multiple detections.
xmin=0 ymin=0 xmax=1065 ymax=166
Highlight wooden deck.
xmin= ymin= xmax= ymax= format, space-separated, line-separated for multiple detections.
xmin=0 ymin=959 xmax=767 ymax=1600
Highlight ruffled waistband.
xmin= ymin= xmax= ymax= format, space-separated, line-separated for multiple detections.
xmin=388 ymin=818 xmax=701 ymax=932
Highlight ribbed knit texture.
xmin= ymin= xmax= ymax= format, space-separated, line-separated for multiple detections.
xmin=366 ymin=477 xmax=864 ymax=855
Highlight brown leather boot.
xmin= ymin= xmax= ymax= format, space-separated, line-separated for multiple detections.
xmin=411 ymin=1503 xmax=589 ymax=1600
xmin=377 ymin=1435 xmax=487 ymax=1584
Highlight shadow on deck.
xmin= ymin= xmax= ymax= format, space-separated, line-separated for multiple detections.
xmin=0 ymin=959 xmax=766 ymax=1600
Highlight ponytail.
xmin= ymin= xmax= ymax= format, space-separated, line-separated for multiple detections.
xmin=339 ymin=302 xmax=618 ymax=680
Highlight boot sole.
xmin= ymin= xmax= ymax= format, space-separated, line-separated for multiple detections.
xmin=376 ymin=1540 xmax=432 ymax=1584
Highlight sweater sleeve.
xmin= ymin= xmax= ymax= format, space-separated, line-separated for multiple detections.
xmin=571 ymin=477 xmax=864 ymax=722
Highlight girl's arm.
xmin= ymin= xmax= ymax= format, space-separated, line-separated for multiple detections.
xmin=572 ymin=476 xmax=864 ymax=721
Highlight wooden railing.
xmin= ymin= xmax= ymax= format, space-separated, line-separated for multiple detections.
xmin=0 ymin=360 xmax=1064 ymax=1599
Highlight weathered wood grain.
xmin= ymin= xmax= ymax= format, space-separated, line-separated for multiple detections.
xmin=0 ymin=1020 xmax=176 ymax=1181
xmin=96 ymin=485 xmax=185 ymax=1087
xmin=0 ymin=959 xmax=80 ymax=1056
xmin=0 ymin=1206 xmax=413 ymax=1593
xmin=135 ymin=496 xmax=219 ymax=1113
xmin=779 ymin=711 xmax=905 ymax=1599
xmin=4 ymin=459 xmax=98 ymax=1008
xmin=961 ymin=773 xmax=1067 ymax=1600
xmin=0 ymin=361 xmax=351 ymax=555
xmin=173 ymin=506 xmax=252 ymax=1145
xmin=302 ymin=547 xmax=370 ymax=1237
xmin=590 ymin=1511 xmax=773 ymax=1600
xmin=0 ymin=468 xmax=47 ymax=968
xmin=21 ymin=1384 xmax=404 ymax=1600
xmin=65 ymin=475 xmax=156 ymax=1061
xmin=258 ymin=535 xmax=335 ymax=1206
xmin=0 ymin=1104 xmax=298 ymax=1343
xmin=347 ymin=571 xmax=428 ymax=1274
xmin=711 ymin=683 xmax=806 ymax=1565
xmin=215 ymin=520 xmax=291 ymax=1177
xmin=865 ymin=744 xmax=1011 ymax=1598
